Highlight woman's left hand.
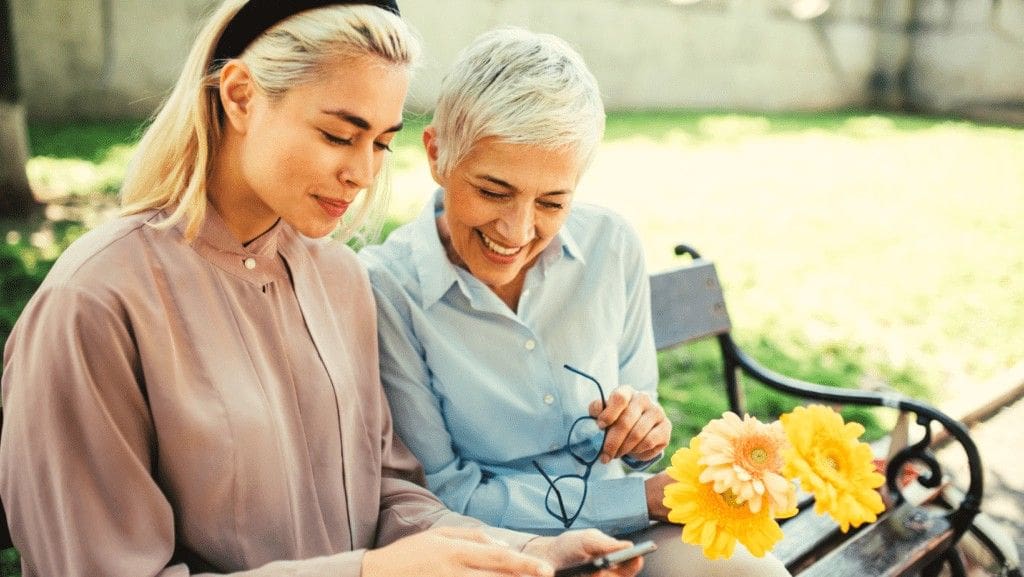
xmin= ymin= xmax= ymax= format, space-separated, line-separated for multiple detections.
xmin=590 ymin=386 xmax=671 ymax=464
xmin=522 ymin=529 xmax=643 ymax=577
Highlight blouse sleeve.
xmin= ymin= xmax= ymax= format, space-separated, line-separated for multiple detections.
xmin=0 ymin=285 xmax=431 ymax=577
xmin=373 ymin=388 xmax=534 ymax=551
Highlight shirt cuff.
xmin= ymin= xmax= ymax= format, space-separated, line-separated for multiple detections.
xmin=622 ymin=452 xmax=663 ymax=471
xmin=586 ymin=476 xmax=650 ymax=536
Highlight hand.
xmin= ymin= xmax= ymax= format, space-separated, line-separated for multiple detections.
xmin=644 ymin=471 xmax=673 ymax=522
xmin=362 ymin=526 xmax=555 ymax=577
xmin=589 ymin=386 xmax=670 ymax=464
xmin=523 ymin=529 xmax=643 ymax=577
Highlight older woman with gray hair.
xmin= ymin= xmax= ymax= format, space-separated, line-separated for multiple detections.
xmin=361 ymin=27 xmax=791 ymax=576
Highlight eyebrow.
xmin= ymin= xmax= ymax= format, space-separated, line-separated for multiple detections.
xmin=322 ymin=109 xmax=404 ymax=134
xmin=478 ymin=174 xmax=572 ymax=196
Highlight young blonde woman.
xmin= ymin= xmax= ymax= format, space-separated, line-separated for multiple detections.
xmin=361 ymin=28 xmax=792 ymax=577
xmin=0 ymin=3 xmax=641 ymax=576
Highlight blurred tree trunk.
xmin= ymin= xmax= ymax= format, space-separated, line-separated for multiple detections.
xmin=0 ymin=0 xmax=40 ymax=219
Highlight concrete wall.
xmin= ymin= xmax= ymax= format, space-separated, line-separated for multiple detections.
xmin=8 ymin=0 xmax=1024 ymax=121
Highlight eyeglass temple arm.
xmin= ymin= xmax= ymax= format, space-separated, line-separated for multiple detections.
xmin=562 ymin=364 xmax=606 ymax=406
xmin=532 ymin=460 xmax=570 ymax=523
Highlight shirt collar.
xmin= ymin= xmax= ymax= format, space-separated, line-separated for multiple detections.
xmin=411 ymin=189 xmax=463 ymax=308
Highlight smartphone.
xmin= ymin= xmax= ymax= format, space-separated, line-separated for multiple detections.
xmin=553 ymin=540 xmax=658 ymax=577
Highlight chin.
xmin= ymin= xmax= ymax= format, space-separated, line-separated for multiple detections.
xmin=291 ymin=218 xmax=338 ymax=240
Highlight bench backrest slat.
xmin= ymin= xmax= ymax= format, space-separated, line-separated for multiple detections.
xmin=649 ymin=259 xmax=732 ymax=351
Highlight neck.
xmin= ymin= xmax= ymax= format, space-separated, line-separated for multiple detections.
xmin=207 ymin=132 xmax=279 ymax=244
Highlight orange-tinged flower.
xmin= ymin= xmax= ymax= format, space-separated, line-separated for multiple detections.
xmin=697 ymin=412 xmax=797 ymax=516
xmin=663 ymin=438 xmax=785 ymax=560
xmin=781 ymin=405 xmax=886 ymax=532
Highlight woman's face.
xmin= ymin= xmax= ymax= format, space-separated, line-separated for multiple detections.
xmin=223 ymin=55 xmax=409 ymax=241
xmin=426 ymin=131 xmax=583 ymax=305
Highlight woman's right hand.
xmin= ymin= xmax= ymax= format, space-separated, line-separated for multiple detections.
xmin=362 ymin=526 xmax=556 ymax=577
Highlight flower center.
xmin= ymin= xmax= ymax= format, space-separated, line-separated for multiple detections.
xmin=820 ymin=453 xmax=840 ymax=472
xmin=721 ymin=490 xmax=744 ymax=508
xmin=750 ymin=447 xmax=769 ymax=465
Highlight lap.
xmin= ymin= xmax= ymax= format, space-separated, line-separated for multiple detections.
xmin=619 ymin=523 xmax=791 ymax=577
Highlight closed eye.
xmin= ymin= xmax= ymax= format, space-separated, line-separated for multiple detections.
xmin=479 ymin=188 xmax=509 ymax=200
xmin=321 ymin=130 xmax=352 ymax=146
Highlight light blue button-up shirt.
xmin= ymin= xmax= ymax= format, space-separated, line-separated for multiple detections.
xmin=360 ymin=190 xmax=658 ymax=535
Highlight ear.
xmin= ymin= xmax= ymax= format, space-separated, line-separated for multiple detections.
xmin=219 ymin=60 xmax=256 ymax=133
xmin=422 ymin=125 xmax=446 ymax=186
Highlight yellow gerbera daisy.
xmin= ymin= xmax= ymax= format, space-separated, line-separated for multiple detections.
xmin=697 ymin=412 xmax=797 ymax=516
xmin=663 ymin=438 xmax=785 ymax=560
xmin=781 ymin=405 xmax=886 ymax=532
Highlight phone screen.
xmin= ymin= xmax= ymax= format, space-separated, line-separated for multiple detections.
xmin=553 ymin=540 xmax=658 ymax=577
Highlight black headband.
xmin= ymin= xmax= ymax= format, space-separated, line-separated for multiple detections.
xmin=214 ymin=0 xmax=401 ymax=61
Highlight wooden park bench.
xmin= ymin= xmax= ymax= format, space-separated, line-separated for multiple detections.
xmin=650 ymin=244 xmax=1021 ymax=577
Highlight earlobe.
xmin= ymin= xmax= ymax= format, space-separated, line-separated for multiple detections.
xmin=219 ymin=60 xmax=254 ymax=132
xmin=422 ymin=126 xmax=444 ymax=186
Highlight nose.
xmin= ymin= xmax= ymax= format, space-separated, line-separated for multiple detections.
xmin=338 ymin=142 xmax=374 ymax=192
xmin=495 ymin=201 xmax=536 ymax=245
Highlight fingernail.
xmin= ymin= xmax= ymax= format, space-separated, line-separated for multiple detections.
xmin=538 ymin=562 xmax=554 ymax=576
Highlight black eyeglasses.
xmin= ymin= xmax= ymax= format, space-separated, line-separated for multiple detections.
xmin=532 ymin=365 xmax=607 ymax=529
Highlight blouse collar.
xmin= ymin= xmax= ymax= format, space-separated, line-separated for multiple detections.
xmin=177 ymin=203 xmax=290 ymax=286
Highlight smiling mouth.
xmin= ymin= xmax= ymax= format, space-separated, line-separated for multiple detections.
xmin=314 ymin=195 xmax=350 ymax=218
xmin=477 ymin=230 xmax=523 ymax=257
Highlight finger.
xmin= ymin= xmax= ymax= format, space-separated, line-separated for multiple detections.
xmin=461 ymin=545 xmax=555 ymax=577
xmin=601 ymin=556 xmax=643 ymax=577
xmin=601 ymin=404 xmax=643 ymax=463
xmin=615 ymin=411 xmax=659 ymax=459
xmin=629 ymin=421 xmax=671 ymax=462
xmin=589 ymin=399 xmax=603 ymax=419
xmin=630 ymin=446 xmax=663 ymax=463
xmin=596 ymin=386 xmax=634 ymax=428
xmin=619 ymin=403 xmax=671 ymax=458
xmin=574 ymin=529 xmax=632 ymax=556
xmin=435 ymin=526 xmax=502 ymax=546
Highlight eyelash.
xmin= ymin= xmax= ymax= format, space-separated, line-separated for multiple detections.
xmin=321 ymin=131 xmax=392 ymax=152
xmin=479 ymin=189 xmax=564 ymax=210
xmin=479 ymin=189 xmax=506 ymax=200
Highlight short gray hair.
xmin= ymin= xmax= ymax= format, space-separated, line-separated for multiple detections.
xmin=430 ymin=27 xmax=605 ymax=178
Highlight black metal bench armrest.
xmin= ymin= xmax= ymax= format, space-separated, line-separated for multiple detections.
xmin=718 ymin=332 xmax=983 ymax=539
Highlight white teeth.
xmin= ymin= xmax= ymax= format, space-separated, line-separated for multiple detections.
xmin=479 ymin=231 xmax=521 ymax=256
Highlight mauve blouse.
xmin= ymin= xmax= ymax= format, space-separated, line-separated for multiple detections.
xmin=0 ymin=207 xmax=528 ymax=576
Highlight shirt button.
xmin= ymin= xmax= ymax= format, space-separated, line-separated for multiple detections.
xmin=524 ymin=339 xmax=536 ymax=351
xmin=243 ymin=257 xmax=257 ymax=270
xmin=543 ymin=393 xmax=555 ymax=405
xmin=549 ymin=442 xmax=561 ymax=451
